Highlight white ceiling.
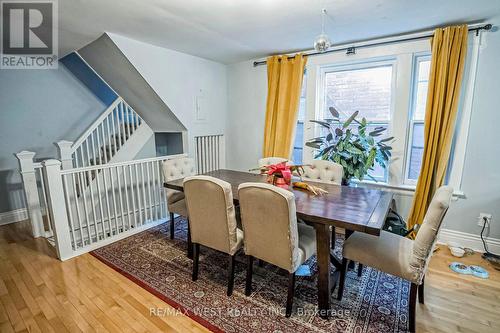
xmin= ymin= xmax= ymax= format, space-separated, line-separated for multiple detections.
xmin=59 ymin=0 xmax=499 ymax=64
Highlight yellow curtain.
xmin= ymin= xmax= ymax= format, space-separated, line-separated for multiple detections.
xmin=407 ymin=25 xmax=468 ymax=235
xmin=263 ymin=54 xmax=307 ymax=158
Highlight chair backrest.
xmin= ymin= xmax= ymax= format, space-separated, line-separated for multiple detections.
xmin=258 ymin=157 xmax=288 ymax=167
xmin=302 ymin=160 xmax=343 ymax=185
xmin=409 ymin=186 xmax=453 ymax=282
xmin=238 ymin=182 xmax=300 ymax=272
xmin=183 ymin=176 xmax=239 ymax=255
xmin=162 ymin=157 xmax=196 ymax=202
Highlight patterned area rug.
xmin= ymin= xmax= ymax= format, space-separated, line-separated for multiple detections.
xmin=91 ymin=218 xmax=410 ymax=333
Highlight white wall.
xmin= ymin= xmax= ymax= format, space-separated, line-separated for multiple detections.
xmin=225 ymin=19 xmax=500 ymax=241
xmin=226 ymin=61 xmax=268 ymax=171
xmin=0 ymin=66 xmax=106 ymax=214
xmin=109 ymin=34 xmax=228 ymax=160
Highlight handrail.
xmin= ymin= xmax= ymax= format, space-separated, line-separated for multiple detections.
xmin=70 ymin=97 xmax=145 ymax=168
xmin=60 ymin=153 xmax=187 ymax=174
xmin=71 ymin=97 xmax=123 ymax=153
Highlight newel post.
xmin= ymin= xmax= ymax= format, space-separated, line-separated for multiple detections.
xmin=42 ymin=159 xmax=73 ymax=260
xmin=15 ymin=151 xmax=44 ymax=238
xmin=55 ymin=140 xmax=74 ymax=170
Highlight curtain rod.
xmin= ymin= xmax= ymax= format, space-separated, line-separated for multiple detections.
xmin=253 ymin=23 xmax=492 ymax=67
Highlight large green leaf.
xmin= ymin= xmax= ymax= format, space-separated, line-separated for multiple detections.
xmin=369 ymin=128 xmax=385 ymax=137
xmin=305 ymin=142 xmax=321 ymax=149
xmin=310 ymin=120 xmax=331 ymax=128
xmin=329 ymin=106 xmax=340 ymax=118
xmin=379 ymin=136 xmax=394 ymax=143
xmin=343 ymin=111 xmax=359 ymax=128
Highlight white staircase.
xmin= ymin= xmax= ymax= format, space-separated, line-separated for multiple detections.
xmin=70 ymin=97 xmax=152 ymax=169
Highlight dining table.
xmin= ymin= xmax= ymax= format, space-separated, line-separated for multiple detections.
xmin=164 ymin=169 xmax=393 ymax=318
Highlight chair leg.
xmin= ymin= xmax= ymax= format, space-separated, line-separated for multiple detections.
xmin=169 ymin=212 xmax=175 ymax=239
xmin=192 ymin=243 xmax=200 ymax=281
xmin=409 ymin=283 xmax=418 ymax=333
xmin=187 ymin=219 xmax=193 ymax=259
xmin=285 ymin=272 xmax=296 ymax=317
xmin=245 ymin=255 xmax=254 ymax=296
xmin=418 ymin=276 xmax=425 ymax=304
xmin=331 ymin=227 xmax=336 ymax=250
xmin=337 ymin=258 xmax=348 ymax=301
xmin=357 ymin=263 xmax=363 ymax=277
xmin=227 ymin=255 xmax=236 ymax=296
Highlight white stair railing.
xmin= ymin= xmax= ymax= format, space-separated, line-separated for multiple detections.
xmin=42 ymin=154 xmax=186 ymax=260
xmin=71 ymin=97 xmax=143 ymax=169
xmin=194 ymin=134 xmax=225 ymax=174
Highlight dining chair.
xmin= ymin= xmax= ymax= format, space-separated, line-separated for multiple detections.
xmin=258 ymin=157 xmax=288 ymax=167
xmin=302 ymin=160 xmax=345 ymax=255
xmin=301 ymin=160 xmax=343 ymax=185
xmin=338 ymin=186 xmax=453 ymax=332
xmin=238 ymin=182 xmax=316 ymax=317
xmin=183 ymin=175 xmax=244 ymax=296
xmin=162 ymin=157 xmax=196 ymax=239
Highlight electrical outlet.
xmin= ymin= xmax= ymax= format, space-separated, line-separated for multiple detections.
xmin=478 ymin=213 xmax=492 ymax=227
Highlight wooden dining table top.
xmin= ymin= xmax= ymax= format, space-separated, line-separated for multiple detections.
xmin=163 ymin=169 xmax=393 ymax=236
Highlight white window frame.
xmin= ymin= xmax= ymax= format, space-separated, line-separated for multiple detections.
xmin=301 ymin=33 xmax=481 ymax=196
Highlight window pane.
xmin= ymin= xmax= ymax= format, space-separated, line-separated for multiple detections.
xmin=407 ymin=58 xmax=431 ymax=182
xmin=292 ymin=72 xmax=307 ymax=164
xmin=324 ymin=65 xmax=393 ymax=122
xmin=413 ymin=60 xmax=431 ymax=121
xmin=292 ymin=148 xmax=303 ymax=165
xmin=408 ymin=123 xmax=425 ymax=180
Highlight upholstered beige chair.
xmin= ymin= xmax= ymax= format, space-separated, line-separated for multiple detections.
xmin=183 ymin=176 xmax=244 ymax=296
xmin=302 ymin=160 xmax=343 ymax=185
xmin=258 ymin=157 xmax=288 ymax=167
xmin=302 ymin=160 xmax=344 ymax=252
xmin=338 ymin=186 xmax=453 ymax=332
xmin=238 ymin=183 xmax=316 ymax=317
xmin=162 ymin=157 xmax=196 ymax=240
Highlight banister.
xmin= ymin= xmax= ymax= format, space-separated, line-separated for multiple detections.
xmin=70 ymin=97 xmax=124 ymax=153
xmin=59 ymin=153 xmax=187 ymax=175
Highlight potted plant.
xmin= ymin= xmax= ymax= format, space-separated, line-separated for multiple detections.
xmin=305 ymin=107 xmax=394 ymax=185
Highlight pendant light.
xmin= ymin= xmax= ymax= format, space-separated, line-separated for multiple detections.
xmin=313 ymin=8 xmax=331 ymax=52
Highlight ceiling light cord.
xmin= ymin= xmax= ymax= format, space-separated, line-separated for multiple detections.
xmin=321 ymin=8 xmax=326 ymax=34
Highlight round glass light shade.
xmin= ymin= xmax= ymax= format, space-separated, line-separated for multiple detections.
xmin=314 ymin=33 xmax=331 ymax=53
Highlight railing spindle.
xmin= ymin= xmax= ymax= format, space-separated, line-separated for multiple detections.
xmin=102 ymin=167 xmax=113 ymax=237
xmin=111 ymin=110 xmax=118 ymax=156
xmin=95 ymin=168 xmax=107 ymax=240
xmin=116 ymin=165 xmax=126 ymax=231
xmin=134 ymin=164 xmax=144 ymax=225
xmin=78 ymin=171 xmax=91 ymax=244
xmin=61 ymin=175 xmax=76 ymax=250
xmin=71 ymin=173 xmax=84 ymax=247
xmin=121 ymin=165 xmax=131 ymax=230
xmin=86 ymin=170 xmax=99 ymax=243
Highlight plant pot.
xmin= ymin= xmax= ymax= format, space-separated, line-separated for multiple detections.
xmin=274 ymin=176 xmax=289 ymax=189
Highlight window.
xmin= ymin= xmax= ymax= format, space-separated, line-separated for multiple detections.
xmin=320 ymin=62 xmax=394 ymax=181
xmin=291 ymin=74 xmax=307 ymax=164
xmin=406 ymin=57 xmax=431 ymax=183
xmin=295 ymin=34 xmax=478 ymax=193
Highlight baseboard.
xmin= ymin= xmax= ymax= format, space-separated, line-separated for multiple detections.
xmin=0 ymin=208 xmax=28 ymax=226
xmin=438 ymin=228 xmax=500 ymax=254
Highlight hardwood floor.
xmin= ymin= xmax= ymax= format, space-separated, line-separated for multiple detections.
xmin=1 ymin=221 xmax=499 ymax=333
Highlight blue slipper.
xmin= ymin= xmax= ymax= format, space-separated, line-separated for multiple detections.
xmin=449 ymin=262 xmax=472 ymax=275
xmin=470 ymin=265 xmax=489 ymax=279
